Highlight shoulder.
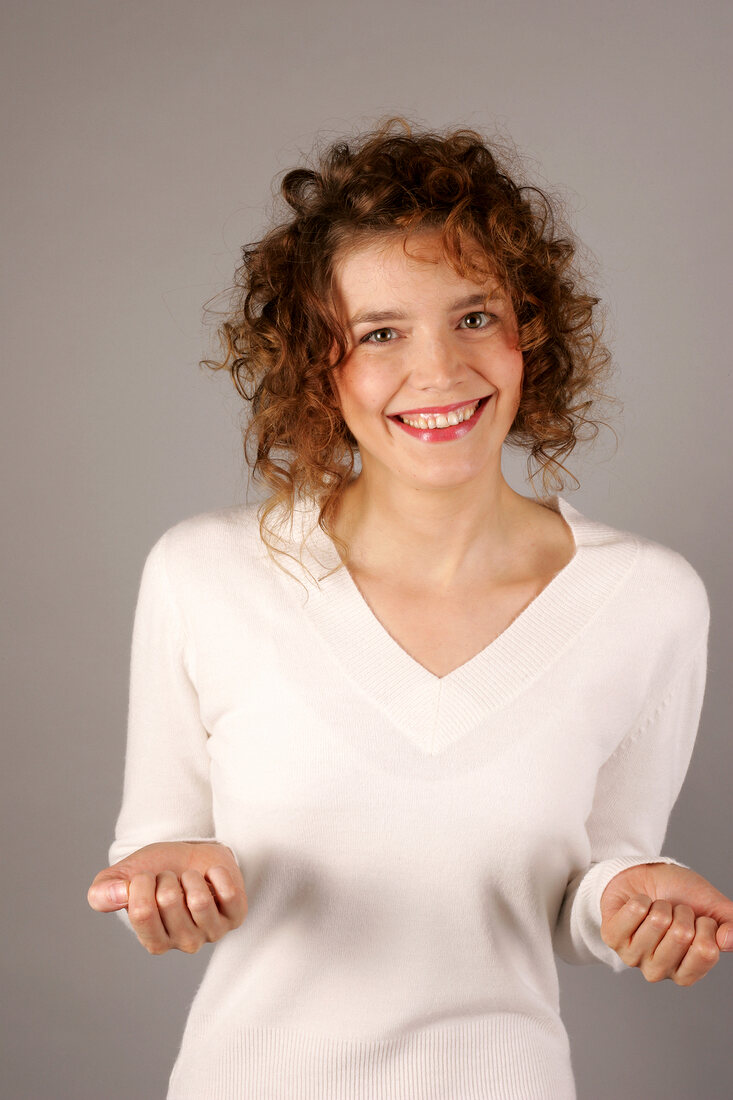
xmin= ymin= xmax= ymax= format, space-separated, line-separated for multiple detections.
xmin=144 ymin=502 xmax=268 ymax=589
xmin=568 ymin=498 xmax=710 ymax=647
xmin=633 ymin=526 xmax=709 ymax=605
xmin=158 ymin=501 xmax=262 ymax=551
xmin=632 ymin=528 xmax=710 ymax=640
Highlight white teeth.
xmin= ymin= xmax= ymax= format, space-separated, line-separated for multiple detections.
xmin=398 ymin=400 xmax=480 ymax=430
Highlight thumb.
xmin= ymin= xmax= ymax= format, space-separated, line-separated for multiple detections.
xmin=692 ymin=881 xmax=733 ymax=951
xmin=87 ymin=870 xmax=130 ymax=912
xmin=716 ymin=922 xmax=733 ymax=952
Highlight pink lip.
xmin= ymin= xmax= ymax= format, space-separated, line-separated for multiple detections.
xmin=390 ymin=397 xmax=490 ymax=417
xmin=390 ymin=395 xmax=491 ymax=442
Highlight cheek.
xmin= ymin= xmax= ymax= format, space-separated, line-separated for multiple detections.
xmin=334 ymin=368 xmax=386 ymax=419
xmin=507 ymin=353 xmax=525 ymax=412
xmin=331 ymin=369 xmax=352 ymax=416
xmin=500 ymin=345 xmax=524 ymax=385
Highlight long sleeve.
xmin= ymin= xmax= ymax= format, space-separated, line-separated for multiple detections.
xmin=101 ymin=496 xmax=714 ymax=1097
xmin=552 ymin=628 xmax=710 ymax=973
xmin=107 ymin=533 xmax=229 ymax=930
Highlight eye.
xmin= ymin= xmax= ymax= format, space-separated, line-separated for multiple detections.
xmin=458 ymin=311 xmax=494 ymax=329
xmin=359 ymin=327 xmax=397 ymax=344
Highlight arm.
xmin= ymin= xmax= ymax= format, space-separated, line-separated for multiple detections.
xmin=100 ymin=532 xmax=238 ymax=935
xmin=110 ymin=531 xmax=219 ymax=861
xmin=552 ymin=630 xmax=709 ymax=974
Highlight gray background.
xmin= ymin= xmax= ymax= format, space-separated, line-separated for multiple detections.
xmin=2 ymin=0 xmax=731 ymax=1097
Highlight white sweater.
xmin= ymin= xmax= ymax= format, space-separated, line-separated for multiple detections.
xmin=108 ymin=494 xmax=710 ymax=1100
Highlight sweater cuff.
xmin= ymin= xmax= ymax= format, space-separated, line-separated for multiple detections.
xmin=573 ymin=855 xmax=689 ymax=973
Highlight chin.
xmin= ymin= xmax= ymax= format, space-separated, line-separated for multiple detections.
xmin=400 ymin=465 xmax=490 ymax=491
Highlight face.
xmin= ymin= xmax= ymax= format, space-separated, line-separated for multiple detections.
xmin=330 ymin=230 xmax=524 ymax=494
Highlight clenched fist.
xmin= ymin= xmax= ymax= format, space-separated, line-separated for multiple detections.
xmin=87 ymin=841 xmax=247 ymax=955
xmin=600 ymin=862 xmax=733 ymax=986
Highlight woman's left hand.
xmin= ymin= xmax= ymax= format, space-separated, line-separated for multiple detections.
xmin=600 ymin=863 xmax=733 ymax=985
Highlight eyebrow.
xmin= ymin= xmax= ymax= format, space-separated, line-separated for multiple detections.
xmin=347 ymin=292 xmax=502 ymax=328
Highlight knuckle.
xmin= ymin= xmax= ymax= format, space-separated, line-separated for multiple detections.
xmin=649 ymin=911 xmax=672 ymax=930
xmin=133 ymin=871 xmax=157 ymax=889
xmin=145 ymin=941 xmax=169 ymax=956
xmin=673 ymin=972 xmax=697 ymax=987
xmin=178 ymin=938 xmax=203 ymax=954
xmin=670 ymin=925 xmax=695 ymax=945
xmin=129 ymin=904 xmax=155 ymax=923
xmin=181 ymin=870 xmax=206 ymax=890
xmin=669 ymin=972 xmax=695 ymax=990
xmin=157 ymin=888 xmax=182 ymax=908
xmin=186 ymin=892 xmax=212 ymax=912
xmin=695 ymin=943 xmax=719 ymax=963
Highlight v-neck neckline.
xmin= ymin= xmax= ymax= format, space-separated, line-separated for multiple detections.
xmin=292 ymin=494 xmax=638 ymax=752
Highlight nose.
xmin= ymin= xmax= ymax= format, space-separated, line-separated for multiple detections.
xmin=408 ymin=330 xmax=469 ymax=393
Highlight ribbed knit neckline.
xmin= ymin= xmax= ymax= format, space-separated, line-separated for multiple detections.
xmin=297 ymin=495 xmax=638 ymax=753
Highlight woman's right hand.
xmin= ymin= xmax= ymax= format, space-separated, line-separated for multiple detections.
xmin=87 ymin=841 xmax=248 ymax=955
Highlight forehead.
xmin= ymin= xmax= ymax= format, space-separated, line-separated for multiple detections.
xmin=332 ymin=231 xmax=495 ymax=302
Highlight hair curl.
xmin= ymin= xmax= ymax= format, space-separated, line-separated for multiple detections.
xmin=202 ymin=116 xmax=618 ymax=571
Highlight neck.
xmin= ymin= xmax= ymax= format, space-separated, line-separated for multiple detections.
xmin=332 ymin=466 xmax=536 ymax=592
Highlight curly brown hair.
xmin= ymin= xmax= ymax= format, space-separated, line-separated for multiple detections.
xmin=202 ymin=116 xmax=618 ymax=569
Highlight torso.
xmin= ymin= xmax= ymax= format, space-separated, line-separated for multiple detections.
xmin=343 ymin=500 xmax=576 ymax=679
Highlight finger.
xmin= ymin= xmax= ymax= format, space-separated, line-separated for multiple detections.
xmin=180 ymin=869 xmax=227 ymax=941
xmin=716 ymin=922 xmax=733 ymax=952
xmin=626 ymin=900 xmax=675 ymax=970
xmin=155 ymin=872 xmax=205 ymax=954
xmin=672 ymin=916 xmax=720 ymax=987
xmin=87 ymin=871 xmax=130 ymax=912
xmin=601 ymin=894 xmax=653 ymax=958
xmin=643 ymin=904 xmax=696 ymax=982
xmin=206 ymin=866 xmax=248 ymax=927
xmin=128 ymin=872 xmax=171 ymax=955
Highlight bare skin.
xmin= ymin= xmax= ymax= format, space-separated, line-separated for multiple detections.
xmin=600 ymin=863 xmax=730 ymax=986
xmin=335 ymin=485 xmax=576 ymax=679
xmin=87 ymin=842 xmax=247 ymax=955
xmin=328 ymin=231 xmax=576 ymax=679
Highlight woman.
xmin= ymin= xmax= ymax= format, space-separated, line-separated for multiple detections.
xmin=88 ymin=118 xmax=732 ymax=1099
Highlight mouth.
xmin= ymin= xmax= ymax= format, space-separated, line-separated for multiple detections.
xmin=388 ymin=395 xmax=493 ymax=441
xmin=389 ymin=396 xmax=491 ymax=430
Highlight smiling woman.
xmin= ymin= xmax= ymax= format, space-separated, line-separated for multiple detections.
xmin=329 ymin=230 xmax=523 ymax=492
xmin=88 ymin=117 xmax=729 ymax=1100
xmin=199 ymin=116 xmax=616 ymax=569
